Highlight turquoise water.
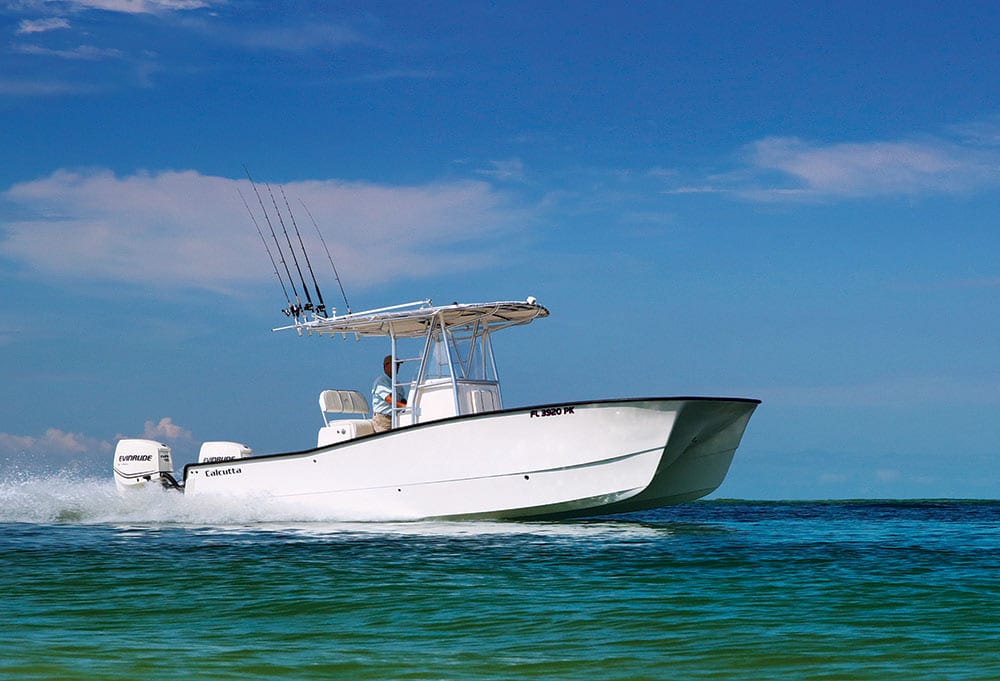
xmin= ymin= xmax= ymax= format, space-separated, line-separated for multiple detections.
xmin=2 ymin=477 xmax=999 ymax=680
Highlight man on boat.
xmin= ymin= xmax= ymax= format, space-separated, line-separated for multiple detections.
xmin=372 ymin=354 xmax=407 ymax=432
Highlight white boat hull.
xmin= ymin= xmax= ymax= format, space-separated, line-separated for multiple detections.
xmin=181 ymin=398 xmax=758 ymax=520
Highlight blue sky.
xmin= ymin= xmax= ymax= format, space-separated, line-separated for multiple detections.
xmin=1 ymin=0 xmax=998 ymax=499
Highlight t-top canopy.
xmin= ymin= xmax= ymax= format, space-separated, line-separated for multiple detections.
xmin=274 ymin=299 xmax=549 ymax=339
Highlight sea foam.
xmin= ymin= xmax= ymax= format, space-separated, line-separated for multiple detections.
xmin=0 ymin=470 xmax=667 ymax=539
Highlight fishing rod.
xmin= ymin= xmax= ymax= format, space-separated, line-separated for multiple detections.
xmin=237 ymin=186 xmax=292 ymax=310
xmin=267 ymin=183 xmax=314 ymax=313
xmin=244 ymin=167 xmax=302 ymax=318
xmin=280 ymin=186 xmax=326 ymax=317
xmin=300 ymin=199 xmax=352 ymax=315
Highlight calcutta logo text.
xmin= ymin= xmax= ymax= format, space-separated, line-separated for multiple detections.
xmin=206 ymin=467 xmax=243 ymax=477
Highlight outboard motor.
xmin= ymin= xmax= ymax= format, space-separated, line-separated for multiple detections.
xmin=198 ymin=441 xmax=252 ymax=463
xmin=113 ymin=439 xmax=179 ymax=492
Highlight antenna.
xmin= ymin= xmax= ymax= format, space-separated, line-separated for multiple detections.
xmin=300 ymin=199 xmax=352 ymax=314
xmin=280 ymin=186 xmax=326 ymax=317
xmin=244 ymin=166 xmax=301 ymax=318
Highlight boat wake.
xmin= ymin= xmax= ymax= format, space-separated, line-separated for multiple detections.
xmin=0 ymin=472 xmax=269 ymax=526
xmin=0 ymin=471 xmax=670 ymax=540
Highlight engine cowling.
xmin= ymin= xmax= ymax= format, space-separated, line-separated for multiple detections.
xmin=198 ymin=441 xmax=252 ymax=463
xmin=113 ymin=439 xmax=177 ymax=492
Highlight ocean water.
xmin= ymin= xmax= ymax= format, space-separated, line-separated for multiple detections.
xmin=1 ymin=476 xmax=998 ymax=680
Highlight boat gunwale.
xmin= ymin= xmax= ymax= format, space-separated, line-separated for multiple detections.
xmin=181 ymin=395 xmax=760 ymax=482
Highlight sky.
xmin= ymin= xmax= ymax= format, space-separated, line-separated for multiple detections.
xmin=1 ymin=0 xmax=998 ymax=500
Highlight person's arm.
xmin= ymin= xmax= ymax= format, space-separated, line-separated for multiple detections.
xmin=384 ymin=393 xmax=406 ymax=407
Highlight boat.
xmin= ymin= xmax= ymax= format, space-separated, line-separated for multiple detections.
xmin=112 ymin=298 xmax=759 ymax=520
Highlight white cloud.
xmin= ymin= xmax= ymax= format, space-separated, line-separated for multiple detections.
xmin=477 ymin=159 xmax=526 ymax=182
xmin=739 ymin=135 xmax=1000 ymax=201
xmin=0 ymin=428 xmax=112 ymax=457
xmin=663 ymin=185 xmax=725 ymax=195
xmin=948 ymin=118 xmax=1000 ymax=147
xmin=748 ymin=137 xmax=980 ymax=195
xmin=655 ymin=125 xmax=1000 ymax=202
xmin=12 ymin=43 xmax=123 ymax=60
xmin=0 ymin=432 xmax=36 ymax=454
xmin=17 ymin=17 xmax=71 ymax=34
xmin=55 ymin=0 xmax=214 ymax=13
xmin=143 ymin=417 xmax=192 ymax=441
xmin=0 ymin=169 xmax=524 ymax=294
xmin=0 ymin=426 xmax=114 ymax=475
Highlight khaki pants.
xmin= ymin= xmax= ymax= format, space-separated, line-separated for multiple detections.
xmin=372 ymin=413 xmax=392 ymax=433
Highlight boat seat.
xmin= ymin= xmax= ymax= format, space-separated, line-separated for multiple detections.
xmin=319 ymin=389 xmax=370 ymax=426
xmin=317 ymin=390 xmax=374 ymax=446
